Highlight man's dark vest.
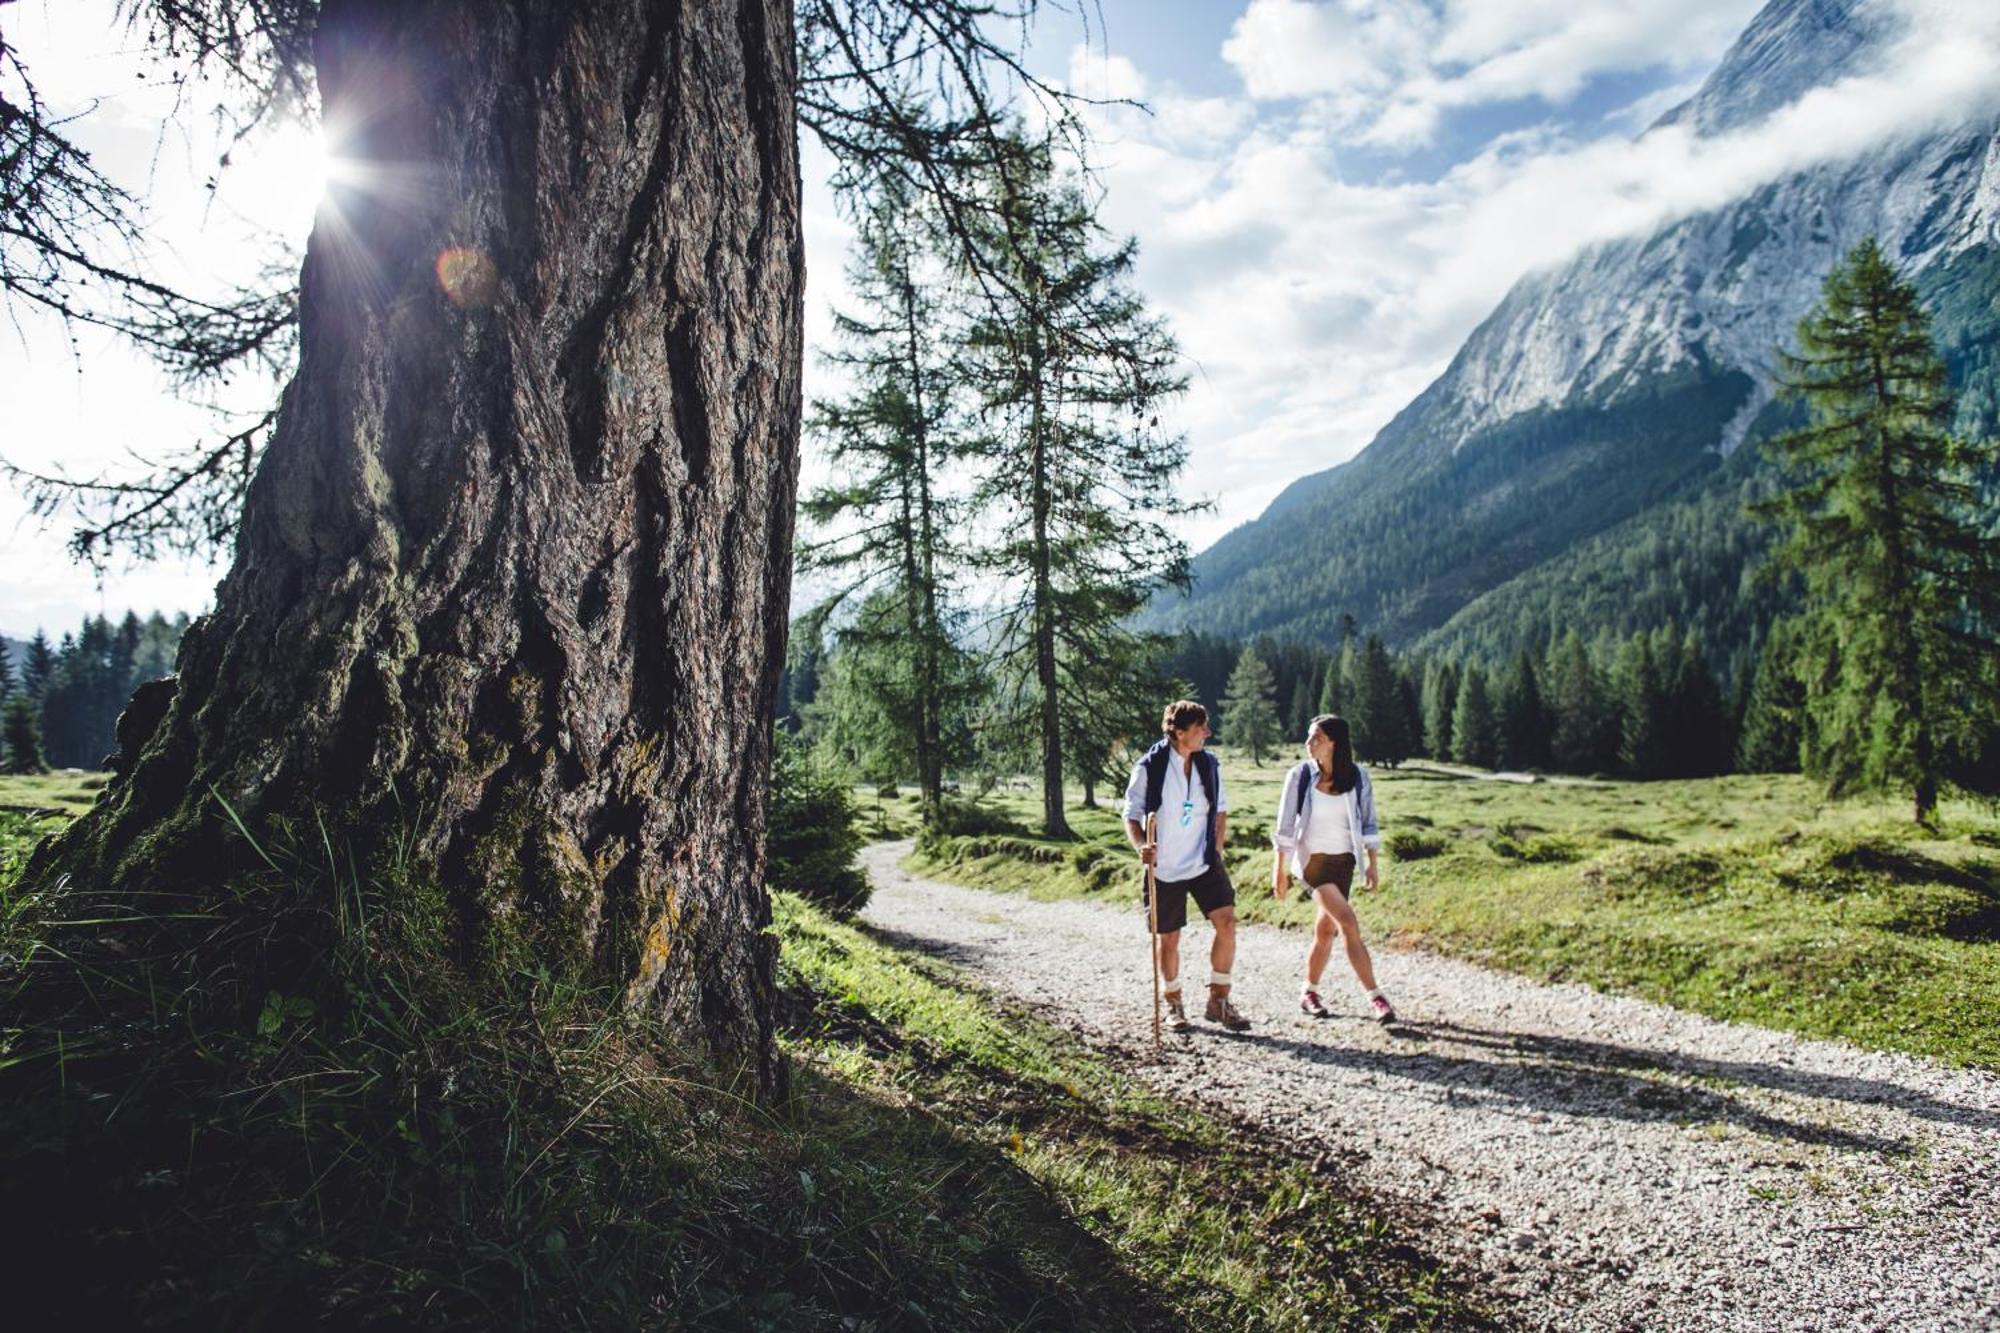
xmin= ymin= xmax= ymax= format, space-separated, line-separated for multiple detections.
xmin=1139 ymin=738 xmax=1223 ymax=872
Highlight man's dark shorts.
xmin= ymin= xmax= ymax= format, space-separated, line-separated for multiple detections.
xmin=1144 ymin=863 xmax=1235 ymax=935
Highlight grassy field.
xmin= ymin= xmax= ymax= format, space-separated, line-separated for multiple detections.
xmin=0 ymin=769 xmax=105 ymax=818
xmin=903 ymin=753 xmax=2000 ymax=1068
xmin=0 ymin=784 xmax=1480 ymax=1329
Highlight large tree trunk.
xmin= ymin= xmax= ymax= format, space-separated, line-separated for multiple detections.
xmin=31 ymin=0 xmax=802 ymax=1085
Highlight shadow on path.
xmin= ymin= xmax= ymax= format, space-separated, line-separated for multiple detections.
xmin=1250 ymin=1026 xmax=1913 ymax=1157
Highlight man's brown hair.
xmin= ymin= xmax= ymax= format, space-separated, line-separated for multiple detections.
xmin=1161 ymin=700 xmax=1208 ymax=736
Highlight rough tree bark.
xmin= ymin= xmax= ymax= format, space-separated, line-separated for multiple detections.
xmin=29 ymin=0 xmax=803 ymax=1083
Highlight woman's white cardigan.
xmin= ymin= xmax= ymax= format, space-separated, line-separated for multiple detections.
xmin=1271 ymin=761 xmax=1381 ymax=873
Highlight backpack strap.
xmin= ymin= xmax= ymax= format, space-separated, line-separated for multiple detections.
xmin=1294 ymin=762 xmax=1313 ymax=816
xmin=1139 ymin=738 xmax=1173 ymax=815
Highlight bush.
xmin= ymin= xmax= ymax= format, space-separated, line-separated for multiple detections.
xmin=1387 ymin=830 xmax=1448 ymax=861
xmin=930 ymin=798 xmax=1030 ymax=838
xmin=1491 ymin=833 xmax=1585 ymax=864
xmin=767 ymin=730 xmax=871 ymax=917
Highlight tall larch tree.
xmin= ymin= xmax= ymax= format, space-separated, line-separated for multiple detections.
xmin=799 ymin=170 xmax=971 ymax=816
xmin=963 ymin=132 xmax=1193 ymax=837
xmin=27 ymin=0 xmax=808 ymax=1079
xmin=1754 ymin=238 xmax=2000 ymax=823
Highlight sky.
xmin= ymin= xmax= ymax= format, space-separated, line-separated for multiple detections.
xmin=5 ymin=0 xmax=1987 ymax=638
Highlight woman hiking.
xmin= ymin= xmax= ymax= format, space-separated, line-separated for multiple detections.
xmin=1271 ymin=714 xmax=1399 ymax=1023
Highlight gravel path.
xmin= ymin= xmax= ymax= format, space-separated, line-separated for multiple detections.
xmin=859 ymin=842 xmax=2000 ymax=1332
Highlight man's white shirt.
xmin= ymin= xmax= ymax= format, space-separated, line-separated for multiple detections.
xmin=1123 ymin=750 xmax=1228 ymax=884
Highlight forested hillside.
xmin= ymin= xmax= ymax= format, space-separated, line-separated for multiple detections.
xmin=1420 ymin=243 xmax=2000 ymax=668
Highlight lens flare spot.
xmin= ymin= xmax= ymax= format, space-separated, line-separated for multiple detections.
xmin=435 ymin=247 xmax=499 ymax=308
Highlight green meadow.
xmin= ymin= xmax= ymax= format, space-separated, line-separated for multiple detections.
xmin=902 ymin=752 xmax=2000 ymax=1068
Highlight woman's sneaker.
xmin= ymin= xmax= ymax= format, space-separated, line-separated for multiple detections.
xmin=1299 ymin=988 xmax=1330 ymax=1018
xmin=1370 ymin=992 xmax=1399 ymax=1025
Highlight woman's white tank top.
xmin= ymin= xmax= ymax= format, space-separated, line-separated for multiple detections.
xmin=1302 ymin=783 xmax=1355 ymax=857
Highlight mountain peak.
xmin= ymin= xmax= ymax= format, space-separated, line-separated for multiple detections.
xmin=1652 ymin=0 xmax=1894 ymax=138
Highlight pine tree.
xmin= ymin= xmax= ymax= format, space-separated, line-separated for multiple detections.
xmin=1495 ymin=649 xmax=1550 ymax=771
xmin=800 ymin=170 xmax=972 ymax=815
xmin=1287 ymin=674 xmax=1317 ymax=745
xmin=1662 ymin=633 xmax=1729 ymax=777
xmin=1451 ymin=664 xmax=1497 ymax=769
xmin=1398 ymin=662 xmax=1425 ymax=764
xmin=1350 ymin=635 xmax=1412 ymax=766
xmin=1062 ymin=634 xmax=1179 ymax=810
xmin=1736 ymin=622 xmax=1804 ymax=773
xmin=1614 ymin=633 xmax=1670 ymax=779
xmin=2 ymin=694 xmax=46 ymax=775
xmin=1421 ymin=660 xmax=1458 ymax=760
xmin=0 ymin=637 xmax=12 ymax=705
xmin=1754 ymin=238 xmax=2000 ymax=822
xmin=805 ymin=590 xmax=974 ymax=792
xmin=1220 ymin=646 xmax=1283 ymax=763
xmin=963 ymin=132 xmax=1194 ymax=836
xmin=1318 ymin=653 xmax=1345 ymax=717
xmin=21 ymin=631 xmax=54 ymax=700
xmin=1547 ymin=630 xmax=1610 ymax=774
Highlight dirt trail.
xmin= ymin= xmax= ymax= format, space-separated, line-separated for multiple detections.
xmin=859 ymin=841 xmax=2000 ymax=1332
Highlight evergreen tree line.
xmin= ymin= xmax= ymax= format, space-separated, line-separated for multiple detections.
xmin=1165 ymin=621 xmax=1753 ymax=780
xmin=1 ymin=612 xmax=188 ymax=772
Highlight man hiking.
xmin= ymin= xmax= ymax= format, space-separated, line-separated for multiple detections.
xmin=1124 ymin=700 xmax=1252 ymax=1033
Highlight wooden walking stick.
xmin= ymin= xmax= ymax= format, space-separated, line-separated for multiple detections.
xmin=1145 ymin=811 xmax=1161 ymax=1049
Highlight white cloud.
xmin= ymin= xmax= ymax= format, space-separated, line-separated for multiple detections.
xmin=1222 ymin=0 xmax=1764 ymax=148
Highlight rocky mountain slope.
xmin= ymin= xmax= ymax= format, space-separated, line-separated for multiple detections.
xmin=1155 ymin=0 xmax=2000 ymax=658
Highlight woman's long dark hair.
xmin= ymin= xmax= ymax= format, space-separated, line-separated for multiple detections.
xmin=1309 ymin=714 xmax=1359 ymax=794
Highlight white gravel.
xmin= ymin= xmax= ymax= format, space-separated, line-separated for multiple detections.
xmin=858 ymin=841 xmax=2000 ymax=1333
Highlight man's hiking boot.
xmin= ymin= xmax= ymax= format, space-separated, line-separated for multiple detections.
xmin=1205 ymin=991 xmax=1252 ymax=1032
xmin=1370 ymin=992 xmax=1399 ymax=1025
xmin=1164 ymin=992 xmax=1191 ymax=1032
xmin=1299 ymin=988 xmax=1330 ymax=1018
